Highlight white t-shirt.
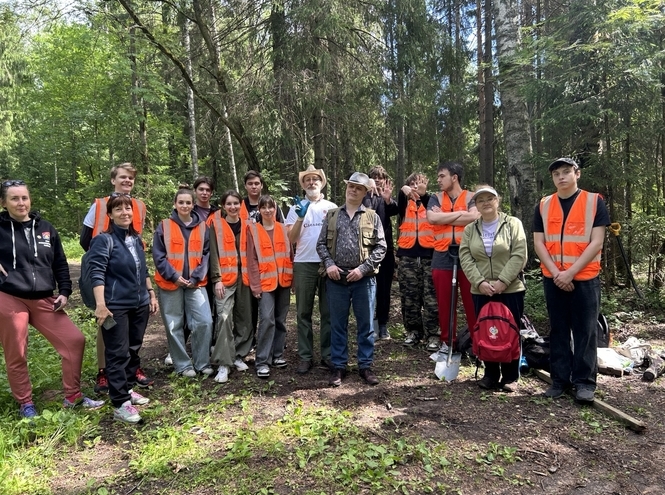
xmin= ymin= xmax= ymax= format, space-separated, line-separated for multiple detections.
xmin=481 ymin=217 xmax=499 ymax=257
xmin=83 ymin=202 xmax=98 ymax=228
xmin=286 ymin=196 xmax=337 ymax=263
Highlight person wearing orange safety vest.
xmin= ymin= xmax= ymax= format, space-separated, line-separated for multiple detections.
xmin=80 ymin=162 xmax=151 ymax=396
xmin=153 ymin=185 xmax=213 ymax=378
xmin=533 ymin=158 xmax=610 ymax=403
xmin=207 ymin=190 xmax=253 ymax=383
xmin=246 ymin=195 xmax=293 ymax=379
xmin=396 ymin=172 xmax=439 ymax=350
xmin=426 ymin=162 xmax=480 ymax=354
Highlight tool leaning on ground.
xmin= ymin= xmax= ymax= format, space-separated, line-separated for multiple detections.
xmin=608 ymin=222 xmax=644 ymax=300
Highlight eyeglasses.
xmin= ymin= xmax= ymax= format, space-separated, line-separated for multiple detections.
xmin=2 ymin=180 xmax=26 ymax=188
xmin=110 ymin=192 xmax=131 ymax=198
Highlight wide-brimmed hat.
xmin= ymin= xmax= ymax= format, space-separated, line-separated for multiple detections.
xmin=344 ymin=172 xmax=371 ymax=191
xmin=299 ymin=165 xmax=327 ymax=189
xmin=472 ymin=186 xmax=498 ymax=202
xmin=548 ymin=157 xmax=579 ymax=172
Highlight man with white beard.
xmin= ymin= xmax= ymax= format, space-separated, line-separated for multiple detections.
xmin=286 ymin=165 xmax=337 ymax=374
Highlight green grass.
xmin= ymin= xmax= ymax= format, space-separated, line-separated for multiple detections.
xmin=62 ymin=236 xmax=85 ymax=263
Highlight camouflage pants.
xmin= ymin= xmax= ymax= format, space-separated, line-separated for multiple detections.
xmin=397 ymin=256 xmax=439 ymax=339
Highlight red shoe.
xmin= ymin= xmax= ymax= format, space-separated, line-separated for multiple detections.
xmin=94 ymin=369 xmax=109 ymax=394
xmin=135 ymin=367 xmax=154 ymax=388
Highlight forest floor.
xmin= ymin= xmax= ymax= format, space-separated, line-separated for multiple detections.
xmin=36 ymin=272 xmax=665 ymax=495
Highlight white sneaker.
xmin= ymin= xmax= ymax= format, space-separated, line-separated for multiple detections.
xmin=164 ymin=353 xmax=173 ymax=366
xmin=129 ymin=389 xmax=150 ymax=406
xmin=234 ymin=358 xmax=249 ymax=372
xmin=426 ymin=336 xmax=441 ymax=351
xmin=438 ymin=342 xmax=449 ymax=354
xmin=214 ymin=366 xmax=229 ymax=383
xmin=114 ymin=400 xmax=142 ymax=424
xmin=181 ymin=369 xmax=197 ymax=378
xmin=200 ymin=366 xmax=214 ymax=376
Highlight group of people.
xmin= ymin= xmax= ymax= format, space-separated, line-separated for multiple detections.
xmin=0 ymin=155 xmax=608 ymax=423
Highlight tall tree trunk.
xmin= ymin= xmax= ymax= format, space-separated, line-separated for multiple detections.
xmin=493 ymin=0 xmax=537 ymax=257
xmin=181 ymin=17 xmax=199 ymax=178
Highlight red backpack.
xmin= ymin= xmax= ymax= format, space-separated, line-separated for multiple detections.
xmin=471 ymin=302 xmax=520 ymax=363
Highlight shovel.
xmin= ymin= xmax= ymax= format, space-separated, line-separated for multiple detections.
xmin=432 ymin=245 xmax=462 ymax=381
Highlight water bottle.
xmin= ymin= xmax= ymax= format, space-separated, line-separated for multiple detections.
xmin=519 ymin=355 xmax=529 ymax=374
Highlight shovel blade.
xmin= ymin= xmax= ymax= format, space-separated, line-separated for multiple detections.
xmin=434 ymin=352 xmax=462 ymax=381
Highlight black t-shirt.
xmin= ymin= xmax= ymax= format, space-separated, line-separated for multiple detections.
xmin=532 ymin=189 xmax=611 ymax=233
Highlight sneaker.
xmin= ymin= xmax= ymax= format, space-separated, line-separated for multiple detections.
xmin=135 ymin=367 xmax=154 ymax=388
xmin=63 ymin=394 xmax=105 ymax=409
xmin=164 ymin=353 xmax=173 ymax=366
xmin=129 ymin=390 xmax=150 ymax=406
xmin=113 ymin=401 xmax=142 ymax=424
xmin=256 ymin=365 xmax=270 ymax=378
xmin=297 ymin=360 xmax=313 ymax=374
xmin=426 ymin=336 xmax=440 ymax=352
xmin=19 ymin=403 xmax=38 ymax=419
xmin=378 ymin=324 xmax=391 ymax=340
xmin=438 ymin=342 xmax=449 ymax=354
xmin=478 ymin=375 xmax=498 ymax=390
xmin=544 ymin=385 xmax=570 ymax=399
xmin=501 ymin=381 xmax=519 ymax=393
xmin=575 ymin=387 xmax=595 ymax=403
xmin=200 ymin=367 xmax=215 ymax=376
xmin=359 ymin=368 xmax=379 ymax=386
xmin=272 ymin=358 xmax=287 ymax=369
xmin=403 ymin=332 xmax=419 ymax=347
xmin=234 ymin=358 xmax=249 ymax=372
xmin=320 ymin=358 xmax=333 ymax=371
xmin=94 ymin=369 xmax=109 ymax=394
xmin=329 ymin=368 xmax=344 ymax=387
xmin=181 ymin=369 xmax=197 ymax=378
xmin=214 ymin=366 xmax=229 ymax=383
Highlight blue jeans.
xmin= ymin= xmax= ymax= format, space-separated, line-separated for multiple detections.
xmin=543 ymin=277 xmax=600 ymax=391
xmin=159 ymin=287 xmax=213 ymax=373
xmin=326 ymin=276 xmax=376 ymax=370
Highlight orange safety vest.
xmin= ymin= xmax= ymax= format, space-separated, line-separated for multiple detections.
xmin=154 ymin=219 xmax=208 ymax=290
xmin=92 ymin=197 xmax=146 ymax=237
xmin=431 ymin=190 xmax=471 ymax=252
xmin=247 ymin=222 xmax=293 ymax=292
xmin=239 ymin=202 xmax=250 ymax=222
xmin=209 ymin=212 xmax=246 ymax=287
xmin=540 ymin=190 xmax=601 ymax=281
xmin=397 ymin=199 xmax=435 ymax=249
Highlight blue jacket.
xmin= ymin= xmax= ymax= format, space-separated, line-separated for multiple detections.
xmin=87 ymin=223 xmax=150 ymax=310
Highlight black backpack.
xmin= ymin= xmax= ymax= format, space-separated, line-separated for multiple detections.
xmin=78 ymin=234 xmax=113 ymax=310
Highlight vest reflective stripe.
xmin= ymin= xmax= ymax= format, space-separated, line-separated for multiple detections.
xmin=247 ymin=222 xmax=293 ymax=292
xmin=210 ymin=213 xmax=239 ymax=287
xmin=431 ymin=190 xmax=470 ymax=252
xmin=398 ymin=199 xmax=435 ymax=249
xmin=540 ymin=190 xmax=601 ymax=281
xmin=154 ymin=219 xmax=208 ymax=290
xmin=92 ymin=197 xmax=146 ymax=237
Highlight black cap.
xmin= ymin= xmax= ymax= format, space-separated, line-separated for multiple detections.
xmin=548 ymin=157 xmax=579 ymax=172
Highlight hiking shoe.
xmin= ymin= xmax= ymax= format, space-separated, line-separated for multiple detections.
xmin=297 ymin=360 xmax=313 ymax=374
xmin=329 ymin=368 xmax=344 ymax=387
xmin=135 ymin=367 xmax=154 ymax=388
xmin=94 ymin=369 xmax=109 ymax=394
xmin=164 ymin=353 xmax=173 ymax=366
xmin=233 ymin=358 xmax=249 ymax=372
xmin=214 ymin=366 xmax=229 ymax=383
xmin=320 ymin=358 xmax=333 ymax=371
xmin=256 ymin=365 xmax=270 ymax=378
xmin=63 ymin=394 xmax=105 ymax=409
xmin=403 ymin=332 xmax=419 ymax=347
xmin=19 ymin=403 xmax=38 ymax=419
xmin=426 ymin=336 xmax=440 ymax=352
xmin=114 ymin=401 xmax=142 ymax=424
xmin=478 ymin=375 xmax=498 ymax=390
xmin=359 ymin=368 xmax=379 ymax=386
xmin=544 ymin=385 xmax=570 ymax=399
xmin=575 ymin=388 xmax=595 ymax=403
xmin=272 ymin=358 xmax=287 ymax=369
xmin=501 ymin=381 xmax=519 ymax=393
xmin=200 ymin=366 xmax=215 ymax=376
xmin=129 ymin=390 xmax=150 ymax=406
xmin=181 ymin=369 xmax=197 ymax=378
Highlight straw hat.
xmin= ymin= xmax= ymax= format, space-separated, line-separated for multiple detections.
xmin=298 ymin=165 xmax=327 ymax=189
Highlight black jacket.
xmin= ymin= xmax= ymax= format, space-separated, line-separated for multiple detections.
xmin=87 ymin=223 xmax=150 ymax=310
xmin=0 ymin=211 xmax=72 ymax=299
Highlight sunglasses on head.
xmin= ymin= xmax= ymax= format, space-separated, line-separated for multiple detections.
xmin=2 ymin=180 xmax=26 ymax=188
xmin=110 ymin=192 xmax=131 ymax=198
